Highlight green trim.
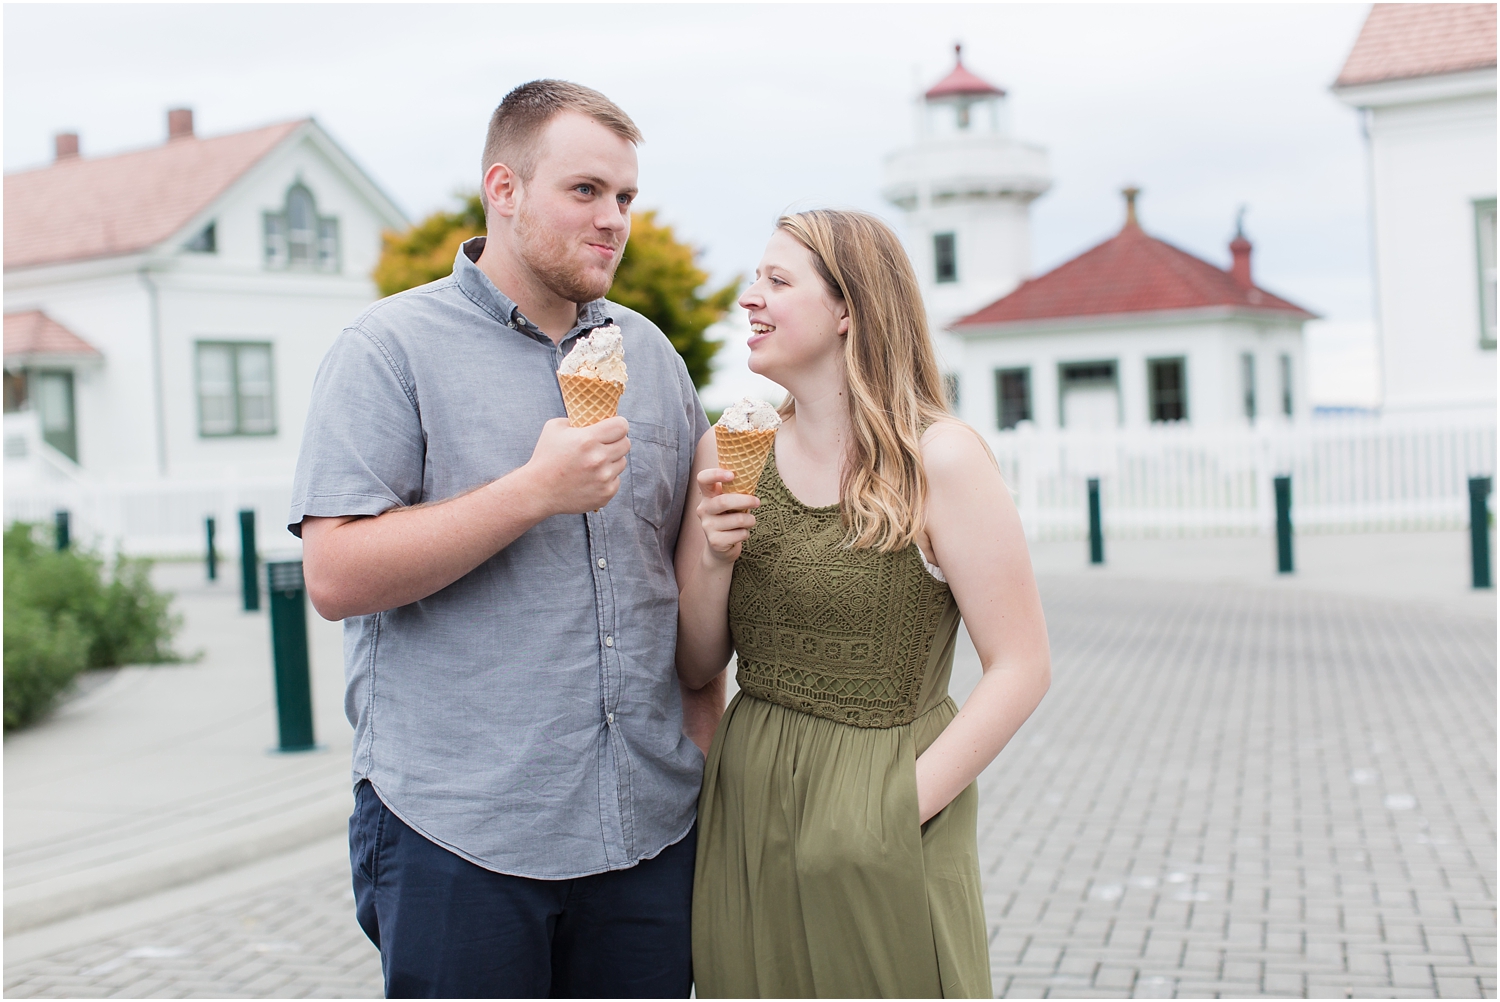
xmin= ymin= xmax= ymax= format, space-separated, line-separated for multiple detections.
xmin=1474 ymin=198 xmax=1496 ymax=350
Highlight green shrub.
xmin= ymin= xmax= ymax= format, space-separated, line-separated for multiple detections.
xmin=3 ymin=523 xmax=182 ymax=729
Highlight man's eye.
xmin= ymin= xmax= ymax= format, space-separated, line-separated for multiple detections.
xmin=617 ymin=193 xmax=634 ymax=205
xmin=575 ymin=184 xmax=593 ymax=195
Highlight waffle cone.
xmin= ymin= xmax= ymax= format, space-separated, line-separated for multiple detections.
xmin=557 ymin=372 xmax=625 ymax=427
xmin=714 ymin=426 xmax=778 ymax=495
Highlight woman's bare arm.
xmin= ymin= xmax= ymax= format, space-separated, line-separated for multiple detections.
xmin=913 ymin=422 xmax=1052 ymax=824
xmin=674 ymin=430 xmax=760 ymax=689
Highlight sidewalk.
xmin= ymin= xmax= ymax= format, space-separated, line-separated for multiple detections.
xmin=3 ymin=530 xmax=1493 ymax=998
xmin=3 ymin=560 xmax=352 ymax=934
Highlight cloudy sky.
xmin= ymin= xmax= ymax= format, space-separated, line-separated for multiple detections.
xmin=5 ymin=3 xmax=1379 ymax=407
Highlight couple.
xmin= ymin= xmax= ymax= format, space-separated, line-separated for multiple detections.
xmin=290 ymin=79 xmax=1050 ymax=999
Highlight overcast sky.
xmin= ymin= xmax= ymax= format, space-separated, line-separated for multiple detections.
xmin=5 ymin=3 xmax=1380 ymax=406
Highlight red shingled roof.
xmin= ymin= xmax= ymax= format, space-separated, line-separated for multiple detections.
xmin=1336 ymin=4 xmax=1497 ymax=88
xmin=926 ymin=47 xmax=1006 ymax=100
xmin=954 ymin=222 xmax=1314 ymax=328
xmin=4 ymin=311 xmax=101 ymax=359
xmin=4 ymin=119 xmax=306 ymax=270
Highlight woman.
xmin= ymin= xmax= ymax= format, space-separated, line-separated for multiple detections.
xmin=676 ymin=210 xmax=1051 ymax=998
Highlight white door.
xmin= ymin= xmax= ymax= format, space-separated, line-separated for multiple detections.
xmin=1062 ymin=385 xmax=1119 ymax=431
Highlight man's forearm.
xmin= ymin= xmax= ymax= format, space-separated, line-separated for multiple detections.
xmin=303 ymin=466 xmax=549 ymax=620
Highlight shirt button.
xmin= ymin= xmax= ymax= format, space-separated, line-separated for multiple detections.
xmin=604 ymin=636 xmax=614 ymax=647
xmin=597 ymin=558 xmax=607 ymax=569
xmin=507 ymin=321 xmax=515 ymax=328
xmin=607 ymin=712 xmax=615 ymax=725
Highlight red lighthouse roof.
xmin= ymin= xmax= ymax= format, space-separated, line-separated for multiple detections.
xmin=955 ymin=191 xmax=1315 ymax=328
xmin=925 ymin=45 xmax=1006 ymax=100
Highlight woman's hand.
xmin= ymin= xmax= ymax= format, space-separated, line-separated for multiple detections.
xmin=695 ymin=468 xmax=761 ymax=565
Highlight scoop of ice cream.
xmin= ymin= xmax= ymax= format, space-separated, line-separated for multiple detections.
xmin=559 ymin=324 xmax=627 ymax=384
xmin=716 ymin=397 xmax=782 ymax=432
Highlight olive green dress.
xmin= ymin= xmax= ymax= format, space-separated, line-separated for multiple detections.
xmin=692 ymin=455 xmax=992 ymax=999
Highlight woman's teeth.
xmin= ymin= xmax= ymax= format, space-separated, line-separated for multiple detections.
xmin=750 ymin=323 xmax=775 ymax=334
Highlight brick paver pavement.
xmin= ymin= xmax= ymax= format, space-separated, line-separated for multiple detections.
xmin=4 ymin=574 xmax=1494 ymax=999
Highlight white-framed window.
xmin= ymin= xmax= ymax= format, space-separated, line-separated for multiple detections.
xmin=995 ymin=367 xmax=1032 ymax=429
xmin=196 ymin=342 xmax=276 ymax=436
xmin=264 ymin=183 xmax=339 ymax=272
xmin=1240 ymin=352 xmax=1257 ymax=422
xmin=1476 ymin=198 xmax=1496 ymax=349
xmin=1279 ymin=353 xmax=1294 ymax=417
xmin=1147 ymin=357 xmax=1187 ymax=423
xmin=934 ymin=232 xmax=958 ymax=284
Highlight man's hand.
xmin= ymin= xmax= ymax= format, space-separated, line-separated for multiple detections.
xmin=524 ymin=416 xmax=631 ymax=516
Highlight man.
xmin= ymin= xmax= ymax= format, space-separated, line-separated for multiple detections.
xmin=290 ymin=80 xmax=723 ymax=998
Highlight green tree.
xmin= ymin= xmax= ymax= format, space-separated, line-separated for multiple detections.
xmin=373 ymin=194 xmax=486 ymax=298
xmin=373 ymin=199 xmax=738 ymax=388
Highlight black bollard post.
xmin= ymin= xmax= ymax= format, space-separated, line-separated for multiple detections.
xmin=1274 ymin=475 xmax=1293 ymax=574
xmin=266 ymin=561 xmax=316 ymax=752
xmin=1469 ymin=476 xmax=1492 ymax=590
xmin=1087 ymin=478 xmax=1104 ymax=565
xmin=239 ymin=509 xmax=260 ymax=611
xmin=205 ymin=516 xmax=218 ymax=582
xmin=54 ymin=510 xmax=70 ymax=551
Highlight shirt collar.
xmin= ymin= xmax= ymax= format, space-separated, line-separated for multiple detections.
xmin=454 ymin=236 xmax=613 ymax=345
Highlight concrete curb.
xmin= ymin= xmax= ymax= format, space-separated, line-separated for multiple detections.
xmin=4 ymin=801 xmax=348 ymax=935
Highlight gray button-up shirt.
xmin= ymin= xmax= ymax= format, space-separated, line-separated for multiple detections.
xmin=289 ymin=237 xmax=708 ymax=879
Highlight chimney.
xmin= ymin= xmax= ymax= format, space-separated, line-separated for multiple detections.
xmin=167 ymin=108 xmax=194 ymax=141
xmin=1229 ymin=207 xmax=1252 ymax=287
xmin=54 ymin=132 xmax=79 ymax=161
xmin=1121 ymin=185 xmax=1141 ymax=228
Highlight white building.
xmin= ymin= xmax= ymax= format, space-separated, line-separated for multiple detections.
xmin=1333 ymin=4 xmax=1497 ymax=416
xmin=882 ymin=47 xmax=1051 ymax=388
xmin=4 ymin=109 xmax=406 ymax=543
xmin=951 ymin=190 xmax=1315 ymax=433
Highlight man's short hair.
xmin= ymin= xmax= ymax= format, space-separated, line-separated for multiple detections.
xmin=481 ymin=80 xmax=642 ymax=191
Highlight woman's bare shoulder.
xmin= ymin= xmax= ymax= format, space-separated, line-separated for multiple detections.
xmin=919 ymin=418 xmax=996 ymax=480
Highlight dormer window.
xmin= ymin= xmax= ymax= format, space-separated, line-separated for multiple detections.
xmin=185 ymin=222 xmax=216 ymax=254
xmin=264 ymin=184 xmax=339 ymax=272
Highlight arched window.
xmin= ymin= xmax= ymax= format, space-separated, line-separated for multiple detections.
xmin=264 ymin=183 xmax=339 ymax=272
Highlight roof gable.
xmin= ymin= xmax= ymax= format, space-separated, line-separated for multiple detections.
xmin=4 ymin=120 xmax=305 ymax=270
xmin=955 ymin=223 xmax=1314 ymax=328
xmin=1336 ymin=4 xmax=1497 ymax=88
xmin=4 ymin=310 xmax=101 ymax=359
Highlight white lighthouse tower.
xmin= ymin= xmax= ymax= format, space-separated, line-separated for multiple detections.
xmin=882 ymin=46 xmax=1052 ymax=387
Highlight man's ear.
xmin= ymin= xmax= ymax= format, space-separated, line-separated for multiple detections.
xmin=483 ymin=162 xmax=523 ymax=219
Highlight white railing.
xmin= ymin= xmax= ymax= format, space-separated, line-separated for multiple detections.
xmin=4 ymin=473 xmax=297 ymax=560
xmin=4 ymin=412 xmax=1494 ymax=556
xmin=988 ymin=412 xmax=1496 ymax=540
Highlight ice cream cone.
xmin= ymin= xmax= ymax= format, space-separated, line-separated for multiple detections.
xmin=557 ymin=372 xmax=625 ymax=427
xmin=714 ymin=427 xmax=778 ymax=495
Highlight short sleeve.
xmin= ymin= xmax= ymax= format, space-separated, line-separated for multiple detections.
xmin=287 ymin=326 xmax=425 ymax=537
xmin=679 ymin=353 xmax=710 ymax=444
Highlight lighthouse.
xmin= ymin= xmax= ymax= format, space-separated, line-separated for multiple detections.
xmin=882 ymin=46 xmax=1051 ymax=387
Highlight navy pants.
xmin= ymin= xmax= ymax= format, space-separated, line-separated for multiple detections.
xmin=350 ymin=781 xmax=695 ymax=998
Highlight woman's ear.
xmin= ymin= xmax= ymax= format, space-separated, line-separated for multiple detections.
xmin=837 ymin=307 xmax=850 ymax=336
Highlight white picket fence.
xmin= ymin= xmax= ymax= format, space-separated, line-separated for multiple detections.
xmin=988 ymin=412 xmax=1496 ymax=540
xmin=4 ymin=411 xmax=1495 ymax=556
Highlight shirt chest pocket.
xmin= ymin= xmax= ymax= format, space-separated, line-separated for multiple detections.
xmin=626 ymin=421 xmax=680 ymax=529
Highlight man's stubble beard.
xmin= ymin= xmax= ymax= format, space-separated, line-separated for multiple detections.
xmin=514 ymin=202 xmax=620 ymax=306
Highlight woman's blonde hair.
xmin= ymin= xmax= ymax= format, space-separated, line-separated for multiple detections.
xmin=776 ymin=209 xmax=951 ymax=552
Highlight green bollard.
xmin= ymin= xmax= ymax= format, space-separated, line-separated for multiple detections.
xmin=239 ymin=509 xmax=259 ymax=611
xmin=1469 ymin=476 xmax=1492 ymax=590
xmin=267 ymin=561 xmax=316 ymax=752
xmin=1275 ymin=475 xmax=1293 ymax=574
xmin=1087 ymin=478 xmax=1104 ymax=565
xmin=206 ymin=516 xmax=218 ymax=582
xmin=54 ymin=510 xmax=70 ymax=551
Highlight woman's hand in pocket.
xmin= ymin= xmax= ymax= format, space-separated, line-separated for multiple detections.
xmin=696 ymin=468 xmax=761 ymax=565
